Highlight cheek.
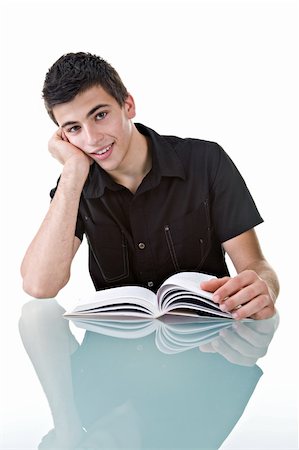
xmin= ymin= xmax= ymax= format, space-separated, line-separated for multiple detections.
xmin=68 ymin=135 xmax=85 ymax=151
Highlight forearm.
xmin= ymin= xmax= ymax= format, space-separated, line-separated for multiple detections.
xmin=21 ymin=164 xmax=86 ymax=298
xmin=19 ymin=299 xmax=84 ymax=443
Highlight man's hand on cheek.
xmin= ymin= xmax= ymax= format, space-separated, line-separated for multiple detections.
xmin=200 ymin=270 xmax=276 ymax=320
xmin=48 ymin=128 xmax=93 ymax=168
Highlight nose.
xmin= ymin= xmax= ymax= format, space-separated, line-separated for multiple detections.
xmin=85 ymin=125 xmax=103 ymax=147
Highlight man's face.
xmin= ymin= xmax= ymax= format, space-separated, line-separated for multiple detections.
xmin=52 ymin=85 xmax=136 ymax=174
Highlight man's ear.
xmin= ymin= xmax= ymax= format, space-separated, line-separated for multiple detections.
xmin=124 ymin=94 xmax=136 ymax=119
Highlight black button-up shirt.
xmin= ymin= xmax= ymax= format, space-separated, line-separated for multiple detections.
xmin=50 ymin=123 xmax=263 ymax=292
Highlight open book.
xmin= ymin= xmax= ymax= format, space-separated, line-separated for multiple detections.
xmin=64 ymin=272 xmax=233 ymax=319
xmin=68 ymin=316 xmax=234 ymax=354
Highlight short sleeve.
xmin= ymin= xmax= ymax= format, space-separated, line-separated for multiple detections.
xmin=210 ymin=146 xmax=263 ymax=243
xmin=49 ymin=177 xmax=85 ymax=242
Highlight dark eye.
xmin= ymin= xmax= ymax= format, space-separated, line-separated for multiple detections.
xmin=95 ymin=111 xmax=107 ymax=120
xmin=67 ymin=125 xmax=80 ymax=133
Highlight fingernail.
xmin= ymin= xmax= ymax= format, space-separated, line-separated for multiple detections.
xmin=219 ymin=303 xmax=228 ymax=311
xmin=213 ymin=295 xmax=220 ymax=303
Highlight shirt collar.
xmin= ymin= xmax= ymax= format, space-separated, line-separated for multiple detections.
xmin=82 ymin=123 xmax=186 ymax=199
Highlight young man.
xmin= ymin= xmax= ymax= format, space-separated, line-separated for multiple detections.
xmin=21 ymin=52 xmax=279 ymax=320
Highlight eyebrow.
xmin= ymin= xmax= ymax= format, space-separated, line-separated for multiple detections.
xmin=61 ymin=104 xmax=110 ymax=128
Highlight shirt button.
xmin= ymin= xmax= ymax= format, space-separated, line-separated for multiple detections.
xmin=147 ymin=281 xmax=154 ymax=288
xmin=138 ymin=242 xmax=146 ymax=250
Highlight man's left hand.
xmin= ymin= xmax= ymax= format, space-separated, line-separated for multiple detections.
xmin=200 ymin=270 xmax=276 ymax=320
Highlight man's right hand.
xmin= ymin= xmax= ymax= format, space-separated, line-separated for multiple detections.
xmin=48 ymin=128 xmax=93 ymax=170
xmin=21 ymin=129 xmax=93 ymax=299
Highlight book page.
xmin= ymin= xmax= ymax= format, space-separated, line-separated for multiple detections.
xmin=66 ymin=286 xmax=158 ymax=316
xmin=157 ymin=272 xmax=215 ymax=304
xmin=69 ymin=317 xmax=159 ymax=339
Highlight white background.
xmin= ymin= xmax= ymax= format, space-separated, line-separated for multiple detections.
xmin=0 ymin=0 xmax=298 ymax=449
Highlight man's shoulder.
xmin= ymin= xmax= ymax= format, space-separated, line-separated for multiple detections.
xmin=137 ymin=123 xmax=222 ymax=153
xmin=160 ymin=131 xmax=223 ymax=165
xmin=164 ymin=133 xmax=221 ymax=151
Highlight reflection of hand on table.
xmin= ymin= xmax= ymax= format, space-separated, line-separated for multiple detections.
xmin=199 ymin=315 xmax=279 ymax=366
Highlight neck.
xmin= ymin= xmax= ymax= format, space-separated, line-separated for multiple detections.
xmin=111 ymin=125 xmax=152 ymax=193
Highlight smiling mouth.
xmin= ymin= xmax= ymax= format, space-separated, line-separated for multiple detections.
xmin=92 ymin=143 xmax=113 ymax=156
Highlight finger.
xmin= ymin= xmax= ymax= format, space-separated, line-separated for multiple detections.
xmin=214 ymin=276 xmax=245 ymax=299
xmin=219 ymin=282 xmax=267 ymax=312
xmin=232 ymin=321 xmax=270 ymax=347
xmin=61 ymin=129 xmax=69 ymax=142
xmin=232 ymin=319 xmax=276 ymax=346
xmin=200 ymin=277 xmax=230 ymax=295
xmin=198 ymin=342 xmax=217 ymax=353
xmin=54 ymin=127 xmax=63 ymax=139
xmin=249 ymin=305 xmax=276 ymax=321
xmin=213 ymin=270 xmax=260 ymax=303
xmin=218 ymin=327 xmax=267 ymax=358
xmin=211 ymin=338 xmax=257 ymax=366
xmin=245 ymin=313 xmax=279 ymax=333
xmin=232 ymin=296 xmax=274 ymax=320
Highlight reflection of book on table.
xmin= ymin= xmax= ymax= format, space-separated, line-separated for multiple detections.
xmin=68 ymin=316 xmax=233 ymax=354
xmin=64 ymin=272 xmax=233 ymax=319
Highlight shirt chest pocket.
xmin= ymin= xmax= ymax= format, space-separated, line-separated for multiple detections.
xmin=85 ymin=222 xmax=130 ymax=284
xmin=159 ymin=202 xmax=211 ymax=272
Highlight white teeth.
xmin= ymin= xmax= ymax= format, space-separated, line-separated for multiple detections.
xmin=96 ymin=144 xmax=112 ymax=155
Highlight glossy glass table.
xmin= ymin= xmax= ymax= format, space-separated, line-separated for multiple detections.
xmin=1 ymin=298 xmax=298 ymax=449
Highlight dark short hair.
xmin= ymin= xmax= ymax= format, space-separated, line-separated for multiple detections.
xmin=42 ymin=52 xmax=129 ymax=125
